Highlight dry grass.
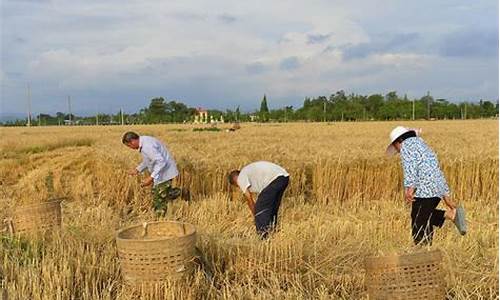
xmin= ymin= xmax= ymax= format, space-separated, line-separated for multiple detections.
xmin=0 ymin=120 xmax=498 ymax=299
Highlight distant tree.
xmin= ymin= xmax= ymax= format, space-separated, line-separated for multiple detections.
xmin=480 ymin=100 xmax=497 ymax=117
xmin=385 ymin=91 xmax=398 ymax=102
xmin=366 ymin=94 xmax=384 ymax=119
xmin=149 ymin=97 xmax=167 ymax=114
xmin=259 ymin=94 xmax=269 ymax=122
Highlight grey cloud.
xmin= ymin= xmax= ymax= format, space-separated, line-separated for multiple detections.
xmin=246 ymin=62 xmax=268 ymax=75
xmin=439 ymin=28 xmax=498 ymax=58
xmin=322 ymin=45 xmax=335 ymax=53
xmin=307 ymin=33 xmax=331 ymax=44
xmin=1 ymin=0 xmax=498 ymax=115
xmin=342 ymin=32 xmax=420 ymax=60
xmin=5 ymin=0 xmax=49 ymax=3
xmin=217 ymin=14 xmax=237 ymax=24
xmin=279 ymin=56 xmax=300 ymax=70
xmin=165 ymin=12 xmax=207 ymax=22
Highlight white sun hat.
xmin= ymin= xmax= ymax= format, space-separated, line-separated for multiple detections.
xmin=386 ymin=126 xmax=414 ymax=156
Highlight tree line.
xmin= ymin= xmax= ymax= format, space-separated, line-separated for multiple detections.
xmin=2 ymin=91 xmax=498 ymax=126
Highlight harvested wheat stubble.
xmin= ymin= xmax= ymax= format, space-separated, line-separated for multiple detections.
xmin=365 ymin=249 xmax=445 ymax=300
xmin=0 ymin=121 xmax=497 ymax=299
xmin=116 ymin=221 xmax=197 ymax=285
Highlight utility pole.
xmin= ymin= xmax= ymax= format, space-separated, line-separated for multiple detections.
xmin=38 ymin=113 xmax=41 ymax=126
xmin=120 ymin=108 xmax=124 ymax=125
xmin=412 ymin=98 xmax=415 ymax=120
xmin=284 ymin=107 xmax=287 ymax=123
xmin=27 ymin=83 xmax=32 ymax=127
xmin=426 ymin=91 xmax=430 ymax=120
xmin=464 ymin=102 xmax=467 ymax=120
xmin=67 ymin=95 xmax=72 ymax=125
xmin=96 ymin=113 xmax=99 ymax=126
xmin=323 ymin=100 xmax=326 ymax=122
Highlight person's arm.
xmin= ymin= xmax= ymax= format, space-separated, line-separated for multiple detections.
xmin=440 ymin=171 xmax=454 ymax=208
xmin=442 ymin=195 xmax=456 ymax=209
xmin=135 ymin=161 xmax=148 ymax=173
xmin=243 ymin=189 xmax=255 ymax=215
xmin=400 ymin=145 xmax=419 ymax=203
xmin=237 ymin=174 xmax=254 ymax=215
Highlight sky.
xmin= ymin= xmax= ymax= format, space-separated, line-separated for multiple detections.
xmin=0 ymin=0 xmax=498 ymax=116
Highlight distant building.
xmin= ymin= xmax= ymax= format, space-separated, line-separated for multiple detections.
xmin=194 ymin=108 xmax=208 ymax=123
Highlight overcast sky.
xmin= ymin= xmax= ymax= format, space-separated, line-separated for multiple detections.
xmin=1 ymin=0 xmax=498 ymax=116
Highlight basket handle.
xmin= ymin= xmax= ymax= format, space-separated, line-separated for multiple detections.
xmin=141 ymin=222 xmax=148 ymax=238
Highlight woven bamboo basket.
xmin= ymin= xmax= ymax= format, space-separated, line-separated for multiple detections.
xmin=365 ymin=249 xmax=445 ymax=300
xmin=116 ymin=221 xmax=197 ymax=284
xmin=6 ymin=199 xmax=63 ymax=235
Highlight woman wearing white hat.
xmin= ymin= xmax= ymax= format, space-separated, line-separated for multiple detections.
xmin=387 ymin=126 xmax=466 ymax=245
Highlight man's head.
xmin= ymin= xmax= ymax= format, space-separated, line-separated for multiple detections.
xmin=122 ymin=131 xmax=140 ymax=149
xmin=227 ymin=170 xmax=240 ymax=186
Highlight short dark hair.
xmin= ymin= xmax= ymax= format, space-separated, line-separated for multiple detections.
xmin=122 ymin=131 xmax=140 ymax=144
xmin=227 ymin=170 xmax=240 ymax=185
xmin=395 ymin=130 xmax=417 ymax=144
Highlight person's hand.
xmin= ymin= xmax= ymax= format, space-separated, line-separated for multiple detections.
xmin=443 ymin=195 xmax=457 ymax=209
xmin=405 ymin=187 xmax=415 ymax=204
xmin=128 ymin=169 xmax=139 ymax=176
xmin=141 ymin=177 xmax=154 ymax=187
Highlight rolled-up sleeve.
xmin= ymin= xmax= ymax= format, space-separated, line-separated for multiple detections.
xmin=401 ymin=146 xmax=418 ymax=188
xmin=136 ymin=161 xmax=148 ymax=173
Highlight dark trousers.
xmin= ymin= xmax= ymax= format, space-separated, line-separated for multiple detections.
xmin=255 ymin=176 xmax=289 ymax=238
xmin=411 ymin=197 xmax=446 ymax=245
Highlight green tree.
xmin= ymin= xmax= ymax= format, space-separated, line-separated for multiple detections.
xmin=235 ymin=106 xmax=241 ymax=121
xmin=146 ymin=97 xmax=167 ymax=123
xmin=259 ymin=94 xmax=269 ymax=122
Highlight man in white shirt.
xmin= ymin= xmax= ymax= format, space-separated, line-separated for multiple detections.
xmin=122 ymin=131 xmax=181 ymax=216
xmin=228 ymin=161 xmax=290 ymax=238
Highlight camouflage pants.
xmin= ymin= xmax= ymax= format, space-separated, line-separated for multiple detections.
xmin=152 ymin=180 xmax=181 ymax=216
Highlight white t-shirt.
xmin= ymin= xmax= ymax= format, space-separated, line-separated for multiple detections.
xmin=237 ymin=161 xmax=289 ymax=193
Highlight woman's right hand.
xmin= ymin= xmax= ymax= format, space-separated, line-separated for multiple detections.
xmin=443 ymin=195 xmax=457 ymax=209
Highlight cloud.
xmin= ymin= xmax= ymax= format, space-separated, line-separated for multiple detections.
xmin=307 ymin=33 xmax=331 ymax=44
xmin=0 ymin=0 xmax=498 ymax=115
xmin=279 ymin=56 xmax=300 ymax=70
xmin=246 ymin=62 xmax=268 ymax=75
xmin=217 ymin=13 xmax=237 ymax=24
xmin=439 ymin=28 xmax=499 ymax=58
xmin=342 ymin=33 xmax=420 ymax=60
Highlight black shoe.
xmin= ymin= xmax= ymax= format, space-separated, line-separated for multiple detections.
xmin=168 ymin=187 xmax=181 ymax=200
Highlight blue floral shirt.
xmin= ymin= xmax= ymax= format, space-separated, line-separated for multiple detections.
xmin=400 ymin=137 xmax=450 ymax=198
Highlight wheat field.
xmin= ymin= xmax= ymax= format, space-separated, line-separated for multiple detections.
xmin=0 ymin=120 xmax=498 ymax=299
